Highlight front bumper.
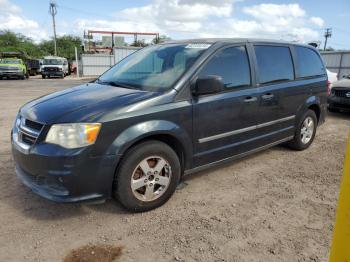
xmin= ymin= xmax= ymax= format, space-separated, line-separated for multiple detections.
xmin=12 ymin=131 xmax=120 ymax=203
xmin=328 ymin=96 xmax=350 ymax=112
xmin=0 ymin=71 xmax=24 ymax=78
xmin=42 ymin=71 xmax=64 ymax=77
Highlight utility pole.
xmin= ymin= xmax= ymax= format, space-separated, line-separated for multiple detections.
xmin=49 ymin=0 xmax=58 ymax=56
xmin=324 ymin=28 xmax=332 ymax=51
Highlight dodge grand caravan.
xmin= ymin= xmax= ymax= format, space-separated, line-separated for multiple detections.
xmin=12 ymin=39 xmax=327 ymax=212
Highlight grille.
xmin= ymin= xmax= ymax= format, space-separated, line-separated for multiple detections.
xmin=333 ymin=90 xmax=350 ymax=98
xmin=0 ymin=66 xmax=16 ymax=71
xmin=43 ymin=67 xmax=59 ymax=72
xmin=17 ymin=117 xmax=43 ymax=146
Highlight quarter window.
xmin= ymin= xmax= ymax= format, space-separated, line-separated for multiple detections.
xmin=198 ymin=46 xmax=251 ymax=89
xmin=254 ymin=45 xmax=294 ymax=84
xmin=295 ymin=46 xmax=325 ymax=78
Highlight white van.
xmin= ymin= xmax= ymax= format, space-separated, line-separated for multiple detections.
xmin=41 ymin=56 xmax=69 ymax=78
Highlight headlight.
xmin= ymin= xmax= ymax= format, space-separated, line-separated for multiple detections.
xmin=45 ymin=123 xmax=101 ymax=149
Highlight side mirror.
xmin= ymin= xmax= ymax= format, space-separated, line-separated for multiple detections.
xmin=193 ymin=75 xmax=224 ymax=96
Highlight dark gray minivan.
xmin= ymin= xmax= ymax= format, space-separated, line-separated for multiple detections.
xmin=12 ymin=39 xmax=328 ymax=211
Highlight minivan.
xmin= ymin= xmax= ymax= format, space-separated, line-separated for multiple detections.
xmin=11 ymin=39 xmax=328 ymax=212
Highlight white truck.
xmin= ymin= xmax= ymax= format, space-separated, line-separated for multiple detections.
xmin=41 ymin=56 xmax=69 ymax=79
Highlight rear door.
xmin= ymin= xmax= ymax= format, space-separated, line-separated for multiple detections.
xmin=192 ymin=45 xmax=260 ymax=167
xmin=252 ymin=44 xmax=298 ymax=146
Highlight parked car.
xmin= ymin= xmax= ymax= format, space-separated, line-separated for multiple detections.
xmin=0 ymin=58 xmax=28 ymax=80
xmin=41 ymin=56 xmax=69 ymax=78
xmin=26 ymin=59 xmax=41 ymax=76
xmin=328 ymin=74 xmax=350 ymax=112
xmin=327 ymin=69 xmax=338 ymax=88
xmin=12 ymin=39 xmax=327 ymax=211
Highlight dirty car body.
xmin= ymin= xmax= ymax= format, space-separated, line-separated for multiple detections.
xmin=11 ymin=39 xmax=328 ymax=208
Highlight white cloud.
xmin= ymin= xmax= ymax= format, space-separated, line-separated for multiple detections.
xmin=109 ymin=1 xmax=323 ymax=43
xmin=0 ymin=0 xmax=21 ymax=14
xmin=310 ymin=16 xmax=324 ymax=27
xmin=243 ymin=3 xmax=306 ymax=19
xmin=0 ymin=0 xmax=326 ymax=44
xmin=0 ymin=0 xmax=49 ymax=41
xmin=118 ymin=0 xmax=234 ymax=32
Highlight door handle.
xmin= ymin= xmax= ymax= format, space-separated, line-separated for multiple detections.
xmin=261 ymin=93 xmax=274 ymax=100
xmin=243 ymin=96 xmax=257 ymax=103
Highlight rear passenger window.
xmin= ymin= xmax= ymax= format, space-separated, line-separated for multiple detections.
xmin=198 ymin=46 xmax=251 ymax=89
xmin=254 ymin=45 xmax=294 ymax=84
xmin=295 ymin=46 xmax=325 ymax=78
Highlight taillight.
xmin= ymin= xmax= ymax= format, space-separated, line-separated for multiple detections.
xmin=327 ymin=80 xmax=331 ymax=96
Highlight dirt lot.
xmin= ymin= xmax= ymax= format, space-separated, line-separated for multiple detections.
xmin=0 ymin=77 xmax=349 ymax=262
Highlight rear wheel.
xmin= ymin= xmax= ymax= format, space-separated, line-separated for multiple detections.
xmin=114 ymin=140 xmax=181 ymax=212
xmin=288 ymin=110 xmax=317 ymax=150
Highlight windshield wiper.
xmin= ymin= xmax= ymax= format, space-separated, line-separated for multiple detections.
xmin=96 ymin=79 xmax=135 ymax=89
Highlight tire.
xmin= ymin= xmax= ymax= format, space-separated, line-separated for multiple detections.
xmin=114 ymin=140 xmax=181 ymax=212
xmin=288 ymin=110 xmax=317 ymax=150
xmin=42 ymin=75 xmax=45 ymax=79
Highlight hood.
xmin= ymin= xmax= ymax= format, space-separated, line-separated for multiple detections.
xmin=20 ymin=83 xmax=159 ymax=124
xmin=332 ymin=79 xmax=350 ymax=89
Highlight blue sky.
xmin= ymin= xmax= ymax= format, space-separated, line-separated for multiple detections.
xmin=1 ymin=0 xmax=350 ymax=49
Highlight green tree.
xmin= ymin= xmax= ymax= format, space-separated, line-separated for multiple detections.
xmin=152 ymin=35 xmax=171 ymax=44
xmin=0 ymin=30 xmax=44 ymax=58
xmin=39 ymin=35 xmax=82 ymax=60
xmin=0 ymin=30 xmax=82 ymax=60
xmin=130 ymin=39 xmax=148 ymax=47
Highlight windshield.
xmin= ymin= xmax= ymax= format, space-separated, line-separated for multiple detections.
xmin=43 ymin=59 xmax=63 ymax=65
xmin=1 ymin=59 xmax=21 ymax=64
xmin=98 ymin=43 xmax=210 ymax=92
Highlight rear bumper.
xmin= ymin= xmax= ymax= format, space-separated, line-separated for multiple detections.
xmin=12 ymin=136 xmax=121 ymax=203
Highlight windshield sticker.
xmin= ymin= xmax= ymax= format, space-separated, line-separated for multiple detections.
xmin=185 ymin=43 xmax=211 ymax=49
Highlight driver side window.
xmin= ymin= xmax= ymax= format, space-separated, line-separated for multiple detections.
xmin=198 ymin=46 xmax=251 ymax=90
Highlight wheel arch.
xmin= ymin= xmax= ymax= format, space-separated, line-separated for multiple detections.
xmin=107 ymin=120 xmax=193 ymax=173
xmin=296 ymin=96 xmax=322 ymax=124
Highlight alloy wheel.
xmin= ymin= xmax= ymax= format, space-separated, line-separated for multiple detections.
xmin=300 ymin=116 xmax=314 ymax=144
xmin=130 ymin=156 xmax=172 ymax=202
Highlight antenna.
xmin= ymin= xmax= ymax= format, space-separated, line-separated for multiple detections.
xmin=49 ymin=0 xmax=58 ymax=56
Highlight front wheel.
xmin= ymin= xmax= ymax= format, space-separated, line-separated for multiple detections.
xmin=114 ymin=140 xmax=181 ymax=212
xmin=288 ymin=110 xmax=317 ymax=150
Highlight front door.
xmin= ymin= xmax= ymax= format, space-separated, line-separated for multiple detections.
xmin=192 ymin=45 xmax=259 ymax=167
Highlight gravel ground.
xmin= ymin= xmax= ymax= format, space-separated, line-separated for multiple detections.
xmin=0 ymin=77 xmax=349 ymax=262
